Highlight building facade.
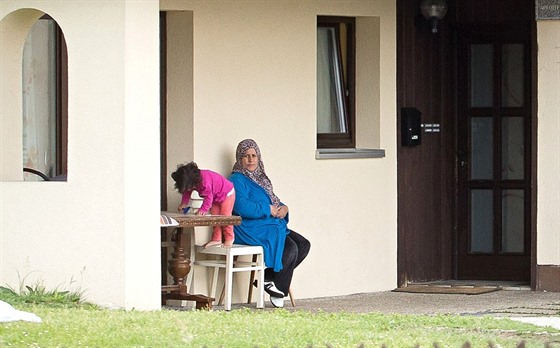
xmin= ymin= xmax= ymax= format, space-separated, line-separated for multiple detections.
xmin=0 ymin=0 xmax=557 ymax=310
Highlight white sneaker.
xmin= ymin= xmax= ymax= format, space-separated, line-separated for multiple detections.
xmin=263 ymin=281 xmax=285 ymax=298
xmin=270 ymin=296 xmax=284 ymax=308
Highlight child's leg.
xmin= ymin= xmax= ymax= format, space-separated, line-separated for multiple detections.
xmin=221 ymin=225 xmax=234 ymax=247
xmin=219 ymin=193 xmax=236 ymax=247
xmin=203 ymin=203 xmax=223 ymax=248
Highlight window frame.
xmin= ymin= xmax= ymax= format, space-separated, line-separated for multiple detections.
xmin=54 ymin=17 xmax=68 ymax=176
xmin=317 ymin=16 xmax=356 ymax=149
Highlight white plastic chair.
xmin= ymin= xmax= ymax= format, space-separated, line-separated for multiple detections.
xmin=194 ymin=244 xmax=265 ymax=311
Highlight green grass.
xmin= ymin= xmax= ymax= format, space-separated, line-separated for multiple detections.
xmin=0 ymin=284 xmax=96 ymax=310
xmin=2 ymin=305 xmax=560 ymax=347
xmin=1 ymin=286 xmax=559 ymax=347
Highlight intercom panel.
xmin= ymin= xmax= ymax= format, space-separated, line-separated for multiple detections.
xmin=401 ymin=107 xmax=422 ymax=146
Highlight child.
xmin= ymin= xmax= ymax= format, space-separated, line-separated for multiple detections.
xmin=171 ymin=162 xmax=236 ymax=248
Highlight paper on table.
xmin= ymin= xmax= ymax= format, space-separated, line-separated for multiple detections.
xmin=160 ymin=214 xmax=179 ymax=227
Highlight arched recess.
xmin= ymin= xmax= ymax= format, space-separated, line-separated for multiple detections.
xmin=1 ymin=8 xmax=68 ymax=182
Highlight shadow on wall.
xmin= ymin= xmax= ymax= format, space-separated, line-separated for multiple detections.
xmin=219 ymin=144 xmax=236 ymax=175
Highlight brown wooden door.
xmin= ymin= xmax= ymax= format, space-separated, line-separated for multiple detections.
xmin=456 ymin=22 xmax=531 ymax=281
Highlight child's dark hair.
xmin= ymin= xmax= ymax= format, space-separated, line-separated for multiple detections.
xmin=171 ymin=162 xmax=201 ymax=193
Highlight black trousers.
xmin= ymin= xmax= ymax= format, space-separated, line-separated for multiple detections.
xmin=265 ymin=230 xmax=311 ymax=296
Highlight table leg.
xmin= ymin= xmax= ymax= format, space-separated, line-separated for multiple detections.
xmin=186 ymin=227 xmax=196 ymax=293
xmin=162 ymin=227 xmax=213 ymax=309
xmin=167 ymin=228 xmax=191 ymax=292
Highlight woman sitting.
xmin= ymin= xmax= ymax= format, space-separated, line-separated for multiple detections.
xmin=229 ymin=139 xmax=311 ymax=308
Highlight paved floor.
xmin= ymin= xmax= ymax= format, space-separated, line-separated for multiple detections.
xmin=284 ymin=290 xmax=559 ymax=317
xmin=210 ymin=288 xmax=560 ymax=329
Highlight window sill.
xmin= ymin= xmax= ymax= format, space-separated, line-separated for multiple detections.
xmin=315 ymin=148 xmax=386 ymax=159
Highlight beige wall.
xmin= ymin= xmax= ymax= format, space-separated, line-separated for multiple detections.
xmin=166 ymin=11 xmax=194 ymax=208
xmin=162 ymin=0 xmax=398 ymax=301
xmin=1 ymin=1 xmax=161 ymax=309
xmin=537 ymin=20 xmax=560 ymax=267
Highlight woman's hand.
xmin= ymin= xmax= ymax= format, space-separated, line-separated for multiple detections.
xmin=276 ymin=205 xmax=288 ymax=219
xmin=270 ymin=205 xmax=280 ymax=217
xmin=178 ymin=203 xmax=188 ymax=212
xmin=270 ymin=205 xmax=288 ymax=219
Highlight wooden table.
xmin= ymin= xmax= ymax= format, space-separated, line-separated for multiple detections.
xmin=160 ymin=212 xmax=241 ymax=309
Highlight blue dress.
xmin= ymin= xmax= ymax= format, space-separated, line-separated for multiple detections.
xmin=229 ymin=172 xmax=289 ymax=272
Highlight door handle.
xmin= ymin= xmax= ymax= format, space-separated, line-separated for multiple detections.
xmin=457 ymin=150 xmax=468 ymax=169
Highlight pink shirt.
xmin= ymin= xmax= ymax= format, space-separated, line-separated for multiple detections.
xmin=181 ymin=170 xmax=234 ymax=213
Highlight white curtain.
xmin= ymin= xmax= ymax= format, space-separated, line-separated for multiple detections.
xmin=317 ymin=27 xmax=347 ymax=134
xmin=22 ymin=20 xmax=56 ymax=181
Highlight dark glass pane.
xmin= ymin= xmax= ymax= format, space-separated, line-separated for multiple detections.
xmin=502 ymin=117 xmax=524 ymax=180
xmin=470 ymin=189 xmax=493 ymax=253
xmin=471 ymin=117 xmax=493 ymax=179
xmin=502 ymin=44 xmax=524 ymax=107
xmin=502 ymin=190 xmax=524 ymax=253
xmin=470 ymin=44 xmax=493 ymax=107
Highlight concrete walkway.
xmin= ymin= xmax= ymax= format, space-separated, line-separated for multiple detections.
xmin=287 ymin=290 xmax=559 ymax=316
xmin=288 ymin=290 xmax=560 ymax=330
xmin=214 ymin=289 xmax=560 ymax=330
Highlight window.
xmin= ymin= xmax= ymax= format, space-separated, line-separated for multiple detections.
xmin=317 ymin=16 xmax=355 ymax=149
xmin=22 ymin=16 xmax=68 ymax=181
